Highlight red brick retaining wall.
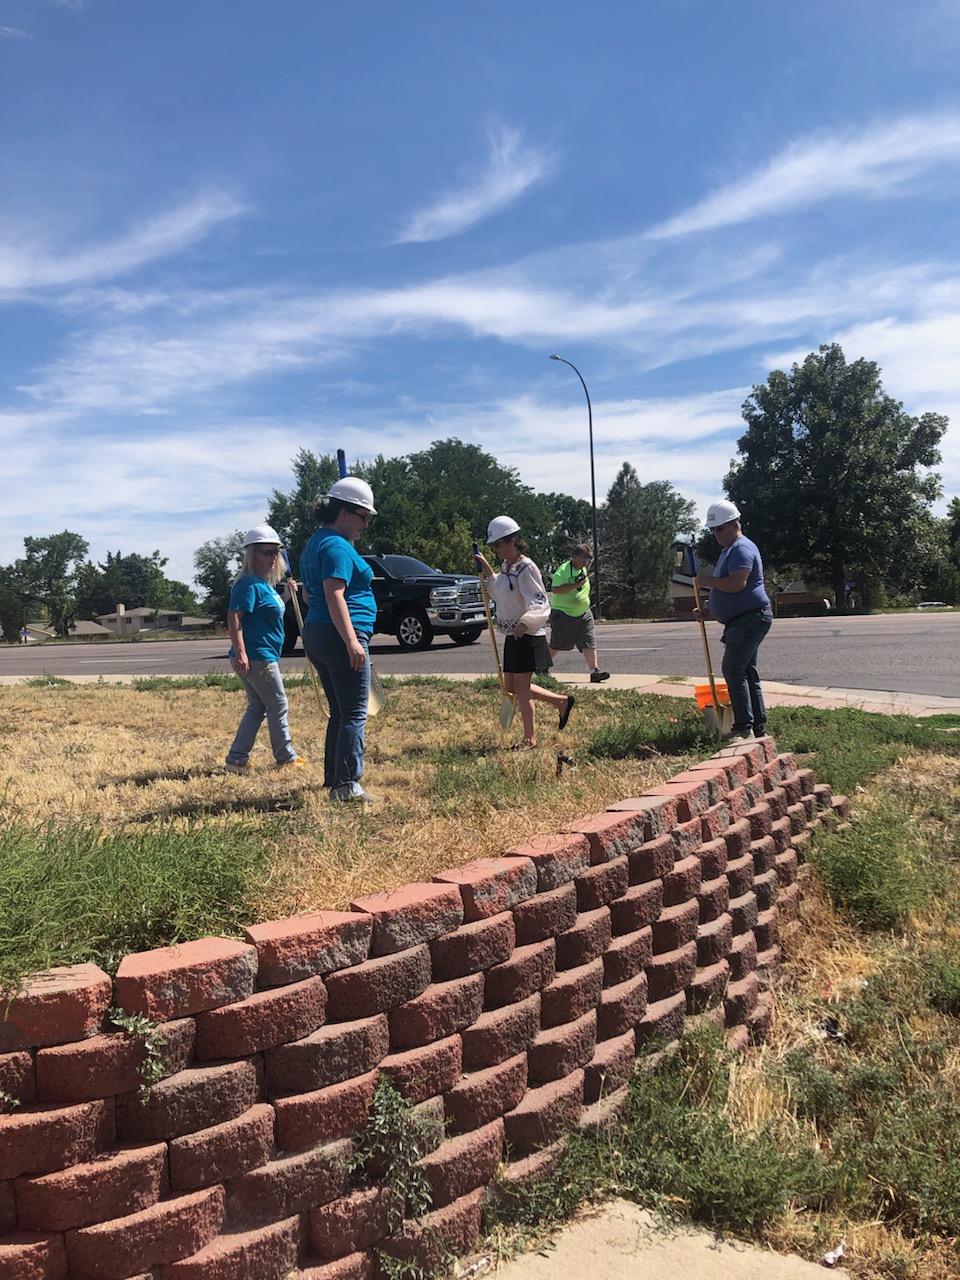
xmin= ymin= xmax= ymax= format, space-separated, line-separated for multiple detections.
xmin=0 ymin=738 xmax=847 ymax=1279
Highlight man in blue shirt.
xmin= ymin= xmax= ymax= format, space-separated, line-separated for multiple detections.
xmin=695 ymin=500 xmax=773 ymax=742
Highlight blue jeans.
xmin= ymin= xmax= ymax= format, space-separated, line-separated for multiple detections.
xmin=303 ymin=623 xmax=370 ymax=792
xmin=720 ymin=610 xmax=773 ymax=735
xmin=227 ymin=659 xmax=297 ymax=765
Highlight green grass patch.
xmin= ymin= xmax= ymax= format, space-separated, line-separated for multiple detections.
xmin=808 ymin=794 xmax=945 ymax=929
xmin=21 ymin=673 xmax=73 ymax=688
xmin=765 ymin=705 xmax=960 ymax=796
xmin=0 ymin=817 xmax=271 ymax=987
xmin=587 ymin=693 xmax=709 ymax=759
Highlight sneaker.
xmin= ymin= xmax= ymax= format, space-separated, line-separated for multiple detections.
xmin=277 ymin=756 xmax=308 ymax=770
xmin=330 ymin=784 xmax=377 ymax=803
xmin=224 ymin=761 xmax=250 ymax=775
xmin=721 ymin=729 xmax=754 ymax=743
xmin=589 ymin=670 xmax=611 ymax=683
xmin=558 ymin=694 xmax=575 ymax=731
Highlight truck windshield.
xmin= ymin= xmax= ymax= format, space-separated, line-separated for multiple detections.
xmin=379 ymin=556 xmax=439 ymax=576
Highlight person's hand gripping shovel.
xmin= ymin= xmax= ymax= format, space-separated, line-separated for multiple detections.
xmin=474 ymin=542 xmax=516 ymax=731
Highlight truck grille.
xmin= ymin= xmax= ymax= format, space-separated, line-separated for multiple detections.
xmin=458 ymin=581 xmax=482 ymax=607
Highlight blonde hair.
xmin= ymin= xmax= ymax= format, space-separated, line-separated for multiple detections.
xmin=239 ymin=545 xmax=284 ymax=586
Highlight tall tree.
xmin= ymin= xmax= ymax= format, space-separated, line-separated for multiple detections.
xmin=267 ymin=449 xmax=341 ymax=566
xmin=727 ymin=343 xmax=947 ymax=608
xmin=193 ymin=532 xmax=244 ymax=625
xmin=14 ymin=531 xmax=89 ymax=637
xmin=0 ymin=570 xmax=25 ymax=643
xmin=268 ymin=438 xmax=552 ymax=575
xmin=601 ymin=466 xmax=697 ymax=617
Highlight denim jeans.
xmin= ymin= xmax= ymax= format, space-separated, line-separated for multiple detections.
xmin=720 ymin=609 xmax=773 ymax=735
xmin=303 ymin=623 xmax=370 ymax=792
xmin=226 ymin=659 xmax=297 ymax=765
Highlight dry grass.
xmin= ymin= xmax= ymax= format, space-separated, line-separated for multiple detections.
xmin=0 ymin=678 xmax=689 ymax=923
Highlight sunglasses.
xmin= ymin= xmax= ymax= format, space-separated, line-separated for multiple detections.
xmin=345 ymin=505 xmax=372 ymax=522
xmin=254 ymin=546 xmax=282 ymax=555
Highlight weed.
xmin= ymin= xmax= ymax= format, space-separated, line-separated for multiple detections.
xmin=21 ymin=673 xmax=72 ymax=688
xmin=348 ymin=1075 xmax=442 ymax=1229
xmin=108 ymin=1007 xmax=167 ymax=1100
xmin=0 ymin=1089 xmax=21 ymax=1114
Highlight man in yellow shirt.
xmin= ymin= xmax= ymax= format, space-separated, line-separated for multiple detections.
xmin=549 ymin=544 xmax=610 ymax=683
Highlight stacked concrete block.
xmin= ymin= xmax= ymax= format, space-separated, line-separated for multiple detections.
xmin=0 ymin=740 xmax=839 ymax=1278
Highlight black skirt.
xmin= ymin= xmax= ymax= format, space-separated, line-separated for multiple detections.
xmin=503 ymin=633 xmax=552 ymax=674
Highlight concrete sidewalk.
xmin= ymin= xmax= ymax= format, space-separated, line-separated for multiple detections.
xmin=4 ymin=668 xmax=960 ymax=719
xmin=475 ymin=1198 xmax=849 ymax=1280
xmin=410 ymin=671 xmax=960 ymax=719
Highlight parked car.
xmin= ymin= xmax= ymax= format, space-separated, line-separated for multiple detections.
xmin=281 ymin=555 xmax=486 ymax=654
xmin=917 ymin=601 xmax=950 ymax=610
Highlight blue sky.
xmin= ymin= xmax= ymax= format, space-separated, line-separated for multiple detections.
xmin=3 ymin=0 xmax=960 ymax=587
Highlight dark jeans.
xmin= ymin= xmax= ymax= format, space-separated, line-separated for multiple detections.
xmin=303 ymin=623 xmax=370 ymax=792
xmin=721 ymin=609 xmax=773 ymax=735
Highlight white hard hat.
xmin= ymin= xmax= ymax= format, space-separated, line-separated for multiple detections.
xmin=324 ymin=477 xmax=378 ymax=515
xmin=705 ymin=500 xmax=741 ymax=530
xmin=487 ymin=515 xmax=521 ymax=543
xmin=243 ymin=524 xmax=282 ymax=547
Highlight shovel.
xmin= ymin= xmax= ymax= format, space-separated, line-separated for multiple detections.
xmin=474 ymin=543 xmax=516 ymax=731
xmin=688 ymin=544 xmax=734 ymax=739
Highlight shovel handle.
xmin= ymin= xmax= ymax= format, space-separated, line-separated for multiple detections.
xmin=689 ymin=543 xmax=723 ymax=716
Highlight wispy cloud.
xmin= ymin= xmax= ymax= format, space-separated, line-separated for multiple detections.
xmin=394 ymin=125 xmax=554 ymax=244
xmin=0 ymin=26 xmax=30 ymax=38
xmin=647 ymin=114 xmax=960 ymax=239
xmin=0 ymin=191 xmax=245 ymax=293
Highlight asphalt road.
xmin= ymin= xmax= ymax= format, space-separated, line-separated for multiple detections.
xmin=2 ymin=612 xmax=958 ymax=698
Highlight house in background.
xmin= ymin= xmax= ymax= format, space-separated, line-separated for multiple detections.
xmin=95 ymin=604 xmax=214 ymax=636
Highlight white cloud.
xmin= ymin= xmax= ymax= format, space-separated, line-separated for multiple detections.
xmin=0 ymin=191 xmax=245 ymax=293
xmin=394 ymin=125 xmax=554 ymax=244
xmin=0 ymin=26 xmax=30 ymax=38
xmin=647 ymin=114 xmax=960 ymax=239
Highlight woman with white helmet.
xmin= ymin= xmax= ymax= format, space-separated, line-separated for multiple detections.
xmin=475 ymin=516 xmax=574 ymax=750
xmin=225 ymin=526 xmax=305 ymax=774
xmin=300 ymin=477 xmax=379 ymax=802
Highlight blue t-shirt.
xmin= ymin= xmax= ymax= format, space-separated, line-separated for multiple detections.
xmin=300 ymin=528 xmax=377 ymax=634
xmin=708 ymin=535 xmax=770 ymax=625
xmin=228 ymin=575 xmax=285 ymax=661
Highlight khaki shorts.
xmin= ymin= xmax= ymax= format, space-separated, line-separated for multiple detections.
xmin=550 ymin=608 xmax=596 ymax=652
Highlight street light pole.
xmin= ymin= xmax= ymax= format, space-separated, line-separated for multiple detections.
xmin=549 ymin=354 xmax=601 ymax=620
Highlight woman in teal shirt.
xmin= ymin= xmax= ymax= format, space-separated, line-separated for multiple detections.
xmin=225 ymin=525 xmax=304 ymax=774
xmin=300 ymin=478 xmax=378 ymax=802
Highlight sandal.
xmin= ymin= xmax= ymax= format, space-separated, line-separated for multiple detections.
xmin=511 ymin=741 xmax=538 ymax=752
xmin=558 ymin=694 xmax=575 ymax=732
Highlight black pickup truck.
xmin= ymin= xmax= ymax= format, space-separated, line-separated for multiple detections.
xmin=282 ymin=554 xmax=486 ymax=653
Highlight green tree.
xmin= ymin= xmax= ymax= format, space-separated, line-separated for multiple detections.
xmin=193 ymin=533 xmax=244 ymax=625
xmin=727 ymin=343 xmax=947 ymax=608
xmin=0 ymin=570 xmax=26 ymax=643
xmin=601 ymin=466 xmax=697 ymax=617
xmin=75 ymin=551 xmax=200 ymax=620
xmin=269 ymin=438 xmax=555 ymax=575
xmin=14 ymin=531 xmax=89 ymax=637
xmin=267 ymin=449 xmax=341 ymax=566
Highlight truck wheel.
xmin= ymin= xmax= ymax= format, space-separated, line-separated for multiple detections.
xmin=396 ymin=609 xmax=434 ymax=651
xmin=449 ymin=627 xmax=483 ymax=645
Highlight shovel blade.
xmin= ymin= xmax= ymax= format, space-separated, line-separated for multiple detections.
xmin=702 ymin=703 xmax=734 ymax=738
xmin=499 ymin=694 xmax=516 ymax=731
xmin=368 ymin=665 xmax=384 ymax=716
